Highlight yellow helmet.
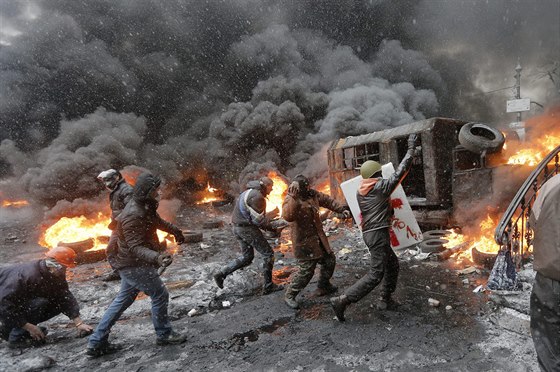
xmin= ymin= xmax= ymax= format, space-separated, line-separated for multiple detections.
xmin=360 ymin=160 xmax=382 ymax=179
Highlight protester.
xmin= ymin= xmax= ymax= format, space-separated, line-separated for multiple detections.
xmin=0 ymin=246 xmax=93 ymax=348
xmin=97 ymin=169 xmax=133 ymax=282
xmin=331 ymin=134 xmax=418 ymax=321
xmin=528 ymin=173 xmax=560 ymax=371
xmin=86 ymin=172 xmax=186 ymax=357
xmin=213 ymin=176 xmax=285 ymax=295
xmin=282 ymin=174 xmax=350 ymax=309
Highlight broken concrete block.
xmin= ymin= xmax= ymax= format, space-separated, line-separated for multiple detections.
xmin=428 ymin=298 xmax=440 ymax=307
xmin=457 ymin=266 xmax=477 ymax=275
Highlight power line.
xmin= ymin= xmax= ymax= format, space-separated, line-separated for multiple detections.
xmin=467 ymin=85 xmax=515 ymax=97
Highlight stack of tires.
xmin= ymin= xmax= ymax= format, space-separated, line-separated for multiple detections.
xmin=418 ymin=230 xmax=451 ymax=253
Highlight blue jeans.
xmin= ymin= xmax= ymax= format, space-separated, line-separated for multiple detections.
xmin=88 ymin=266 xmax=172 ymax=347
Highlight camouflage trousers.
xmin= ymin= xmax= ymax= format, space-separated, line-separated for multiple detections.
xmin=287 ymin=251 xmax=336 ymax=294
xmin=221 ymin=226 xmax=275 ymax=287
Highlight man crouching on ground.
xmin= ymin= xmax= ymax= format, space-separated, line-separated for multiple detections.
xmin=0 ymin=247 xmax=93 ymax=348
xmin=86 ymin=172 xmax=186 ymax=357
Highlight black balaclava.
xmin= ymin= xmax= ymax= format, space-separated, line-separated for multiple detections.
xmin=294 ymin=174 xmax=312 ymax=200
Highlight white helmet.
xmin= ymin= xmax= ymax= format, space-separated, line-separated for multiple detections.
xmin=97 ymin=169 xmax=121 ymax=190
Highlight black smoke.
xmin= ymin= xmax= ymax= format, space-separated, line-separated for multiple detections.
xmin=0 ymin=0 xmax=558 ymax=207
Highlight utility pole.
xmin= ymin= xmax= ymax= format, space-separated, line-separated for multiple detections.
xmin=514 ymin=61 xmax=522 ymax=124
xmin=506 ymin=59 xmax=530 ymax=141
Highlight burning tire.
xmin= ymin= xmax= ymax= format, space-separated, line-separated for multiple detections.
xmin=57 ymin=238 xmax=94 ymax=254
xmin=418 ymin=238 xmax=448 ymax=253
xmin=471 ymin=246 xmax=497 ymax=269
xmin=458 ymin=123 xmax=505 ymax=154
xmin=422 ymin=230 xmax=451 ymax=240
xmin=182 ymin=230 xmax=203 ymax=243
xmin=76 ymin=249 xmax=107 ymax=265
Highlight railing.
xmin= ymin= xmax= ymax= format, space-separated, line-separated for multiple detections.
xmin=494 ymin=145 xmax=560 ymax=267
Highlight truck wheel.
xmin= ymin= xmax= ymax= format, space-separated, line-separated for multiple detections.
xmin=419 ymin=239 xmax=448 ymax=253
xmin=458 ymin=123 xmax=505 ymax=154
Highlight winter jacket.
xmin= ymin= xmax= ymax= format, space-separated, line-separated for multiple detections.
xmin=110 ymin=179 xmax=133 ymax=220
xmin=113 ymin=173 xmax=182 ymax=270
xmin=0 ymin=260 xmax=80 ymax=329
xmin=357 ymin=150 xmax=413 ymax=232
xmin=530 ymin=174 xmax=560 ymax=281
xmin=232 ymin=180 xmax=273 ymax=230
xmin=282 ymin=190 xmax=347 ymax=260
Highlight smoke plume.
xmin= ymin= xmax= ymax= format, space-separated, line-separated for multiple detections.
xmin=0 ymin=0 xmax=558 ymax=208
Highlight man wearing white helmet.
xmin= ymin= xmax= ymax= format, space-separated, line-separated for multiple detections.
xmin=97 ymin=169 xmax=133 ymax=281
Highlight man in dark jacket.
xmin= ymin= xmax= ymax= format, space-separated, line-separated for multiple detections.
xmin=87 ymin=172 xmax=186 ymax=357
xmin=331 ymin=133 xmax=417 ymax=321
xmin=213 ymin=176 xmax=284 ymax=295
xmin=97 ymin=169 xmax=133 ymax=282
xmin=282 ymin=175 xmax=350 ymax=309
xmin=528 ymin=173 xmax=560 ymax=371
xmin=0 ymin=246 xmax=93 ymax=348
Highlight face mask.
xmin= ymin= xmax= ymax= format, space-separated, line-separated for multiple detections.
xmin=45 ymin=259 xmax=65 ymax=276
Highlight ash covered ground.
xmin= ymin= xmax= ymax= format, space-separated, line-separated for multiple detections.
xmin=0 ymin=205 xmax=538 ymax=372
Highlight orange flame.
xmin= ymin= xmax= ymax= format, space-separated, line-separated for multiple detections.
xmin=40 ymin=213 xmax=170 ymax=251
xmin=315 ymin=179 xmax=331 ymax=195
xmin=507 ymin=134 xmax=560 ymax=166
xmin=2 ymin=199 xmax=29 ymax=208
xmin=39 ymin=213 xmax=112 ymax=251
xmin=505 ymin=111 xmax=560 ymax=166
xmin=196 ymin=182 xmax=223 ymax=205
xmin=434 ymin=215 xmax=501 ymax=262
xmin=266 ymin=171 xmax=288 ymax=214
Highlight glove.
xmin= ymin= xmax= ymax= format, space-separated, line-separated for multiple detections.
xmin=342 ymin=210 xmax=351 ymax=219
xmin=407 ymin=134 xmax=418 ymax=151
xmin=174 ymin=231 xmax=185 ymax=245
xmin=287 ymin=181 xmax=300 ymax=197
xmin=157 ymin=252 xmax=173 ymax=267
xmin=270 ymin=218 xmax=289 ymax=230
xmin=108 ymin=219 xmax=117 ymax=230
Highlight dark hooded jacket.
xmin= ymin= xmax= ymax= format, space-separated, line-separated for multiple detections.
xmin=282 ymin=190 xmax=347 ymax=260
xmin=112 ymin=173 xmax=182 ymax=270
xmin=110 ymin=179 xmax=133 ymax=220
xmin=357 ymin=152 xmax=413 ymax=232
xmin=0 ymin=260 xmax=80 ymax=329
xmin=231 ymin=180 xmax=273 ymax=230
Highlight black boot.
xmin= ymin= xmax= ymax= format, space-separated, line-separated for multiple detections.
xmin=330 ymin=294 xmax=350 ymax=322
xmin=376 ymin=296 xmax=400 ymax=311
xmin=86 ymin=342 xmax=123 ymax=357
xmin=263 ymin=283 xmax=284 ymax=295
xmin=156 ymin=331 xmax=187 ymax=346
xmin=262 ymin=258 xmax=283 ymax=295
xmin=213 ymin=271 xmax=226 ymax=289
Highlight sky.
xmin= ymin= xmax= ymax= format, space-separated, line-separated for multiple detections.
xmin=0 ymin=0 xmax=559 ymax=208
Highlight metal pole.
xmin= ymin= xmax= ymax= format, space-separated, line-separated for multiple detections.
xmin=515 ymin=61 xmax=523 ymax=123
